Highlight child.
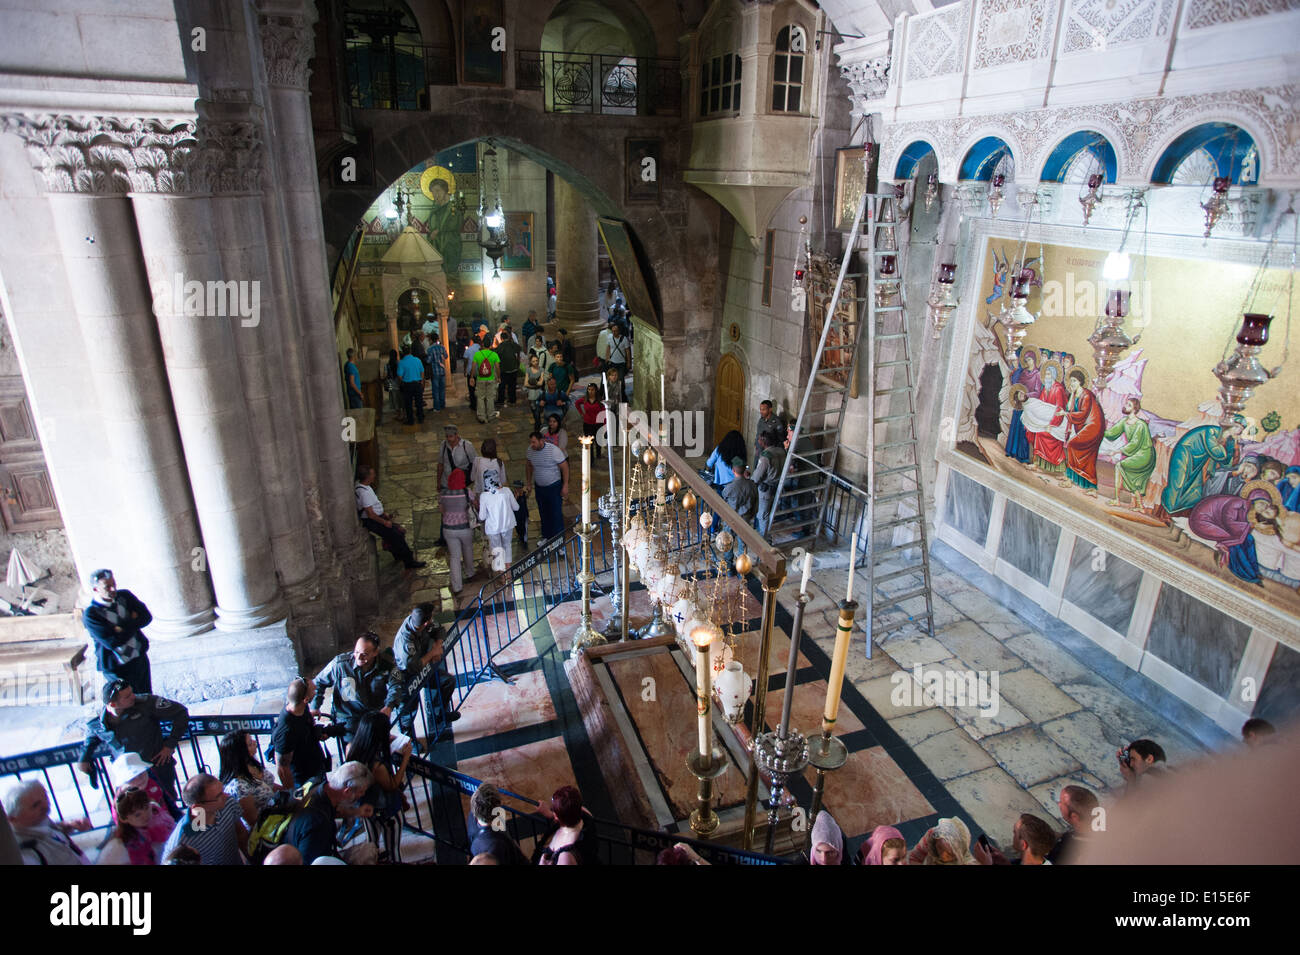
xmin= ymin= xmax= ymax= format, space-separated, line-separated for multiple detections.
xmin=477 ymin=476 xmax=520 ymax=573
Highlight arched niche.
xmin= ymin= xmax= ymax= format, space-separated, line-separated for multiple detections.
xmin=895 ymin=140 xmax=938 ymax=180
xmin=1040 ymin=131 xmax=1118 ymax=183
xmin=1150 ymin=122 xmax=1260 ymax=185
xmin=958 ymin=136 xmax=1014 ymax=182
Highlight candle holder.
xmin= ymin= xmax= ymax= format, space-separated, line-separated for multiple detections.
xmin=1001 ymin=269 xmax=1037 ymax=354
xmin=1080 ymin=173 xmax=1103 ymax=226
xmin=1089 ymin=290 xmax=1140 ymax=391
xmin=1213 ymin=312 xmax=1281 ymax=425
xmin=688 ymin=619 xmax=727 ymax=837
xmin=1202 ymin=177 xmax=1231 ymax=240
xmin=874 ymin=254 xmax=900 ymax=307
xmin=988 ymin=173 xmax=1006 ymax=218
xmin=686 ymin=749 xmax=728 ymax=837
xmin=927 ymin=262 xmax=959 ymax=339
xmin=570 ymin=522 xmax=606 ymax=656
xmin=806 ymin=599 xmax=856 ymax=851
xmin=924 ymin=173 xmax=939 ymax=212
xmin=754 ymin=589 xmax=812 ymax=855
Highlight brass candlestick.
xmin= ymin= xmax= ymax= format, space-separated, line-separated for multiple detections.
xmin=687 ymin=621 xmax=727 ymax=836
xmin=806 ymin=599 xmax=855 ymax=853
xmin=753 ymin=592 xmax=812 ymax=855
xmin=570 ymin=522 xmax=605 ymax=656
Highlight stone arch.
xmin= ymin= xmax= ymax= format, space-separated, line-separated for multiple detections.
xmin=1148 ymin=120 xmax=1262 ymax=185
xmin=891 ymin=139 xmax=940 ymax=181
xmin=319 ymin=111 xmax=690 ymax=333
xmin=957 ymin=134 xmax=1019 ymax=182
xmin=1038 ymin=129 xmax=1120 ymax=183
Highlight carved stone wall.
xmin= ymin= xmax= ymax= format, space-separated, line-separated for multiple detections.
xmin=904 ymin=5 xmax=969 ymax=82
xmin=1061 ymin=0 xmax=1177 ymax=54
xmin=880 ymin=84 xmax=1299 ymax=185
xmin=1184 ymin=0 xmax=1300 ymax=30
xmin=971 ymin=0 xmax=1058 ymax=70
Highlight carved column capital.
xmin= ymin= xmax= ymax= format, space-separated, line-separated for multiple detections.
xmin=258 ymin=10 xmax=316 ymax=90
xmin=1 ymin=112 xmax=264 ymax=196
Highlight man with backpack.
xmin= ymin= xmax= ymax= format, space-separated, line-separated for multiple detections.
xmin=248 ymin=762 xmax=376 ymax=865
xmin=474 ymin=338 xmax=500 ymax=422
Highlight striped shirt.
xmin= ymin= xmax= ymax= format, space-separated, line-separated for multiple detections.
xmin=162 ymin=798 xmax=248 ymax=866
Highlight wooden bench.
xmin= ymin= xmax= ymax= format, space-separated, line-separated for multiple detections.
xmin=0 ymin=612 xmax=89 ymax=706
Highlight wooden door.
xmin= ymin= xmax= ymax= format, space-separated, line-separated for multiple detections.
xmin=714 ymin=353 xmax=745 ymax=447
xmin=0 ymin=376 xmax=61 ymax=532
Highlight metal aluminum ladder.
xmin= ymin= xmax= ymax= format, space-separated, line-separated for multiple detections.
xmin=764 ymin=184 xmax=936 ymax=656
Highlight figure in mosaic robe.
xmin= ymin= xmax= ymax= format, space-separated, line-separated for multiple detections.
xmin=1161 ymin=421 xmax=1243 ymax=517
xmin=1103 ymin=397 xmax=1155 ymax=506
xmin=1187 ymin=489 xmax=1281 ymax=583
xmin=1064 ymin=370 xmax=1106 ymax=491
xmin=426 ymin=179 xmax=462 ymax=280
xmin=1279 ymin=466 xmax=1300 ymax=512
xmin=1026 ymin=363 xmax=1068 ymax=473
xmin=1010 ymin=349 xmax=1043 ymax=398
xmin=1004 ymin=384 xmax=1032 ymax=464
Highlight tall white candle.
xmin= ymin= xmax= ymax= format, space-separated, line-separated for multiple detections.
xmin=697 ymin=644 xmax=712 ymax=759
xmin=846 ymin=532 xmax=857 ymax=602
xmin=660 ymin=373 xmax=665 ymax=411
xmin=581 ymin=437 xmax=592 ymax=527
xmin=602 ymin=370 xmax=610 ymax=403
xmin=800 ymin=550 xmax=813 ymax=595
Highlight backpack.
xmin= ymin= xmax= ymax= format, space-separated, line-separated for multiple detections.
xmin=478 ymin=354 xmax=493 ymax=378
xmin=247 ymin=778 xmax=319 ymax=863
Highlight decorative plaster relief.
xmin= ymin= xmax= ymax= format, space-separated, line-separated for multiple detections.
xmin=0 ymin=113 xmax=265 ymax=196
xmin=259 ymin=13 xmax=316 ymax=89
xmin=1062 ymin=0 xmax=1176 ymax=54
xmin=972 ymin=0 xmax=1059 ymax=70
xmin=841 ymin=57 xmax=891 ymax=103
xmin=1185 ymin=0 xmax=1300 ymax=30
xmin=880 ymin=85 xmax=1299 ymax=186
xmin=904 ymin=5 xmax=970 ymax=82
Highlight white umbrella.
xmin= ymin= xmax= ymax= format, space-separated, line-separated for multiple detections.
xmin=6 ymin=548 xmax=40 ymax=590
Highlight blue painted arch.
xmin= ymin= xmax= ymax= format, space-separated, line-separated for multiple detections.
xmin=958 ymin=136 xmax=1012 ymax=181
xmin=1040 ymin=131 xmax=1117 ymax=183
xmin=1151 ymin=123 xmax=1259 ymax=184
xmin=894 ymin=140 xmax=937 ymax=180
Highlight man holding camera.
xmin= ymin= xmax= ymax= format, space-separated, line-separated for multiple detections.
xmin=272 ymin=677 xmax=333 ymax=788
xmin=391 ymin=604 xmax=460 ymax=753
xmin=310 ymin=633 xmax=401 ymax=744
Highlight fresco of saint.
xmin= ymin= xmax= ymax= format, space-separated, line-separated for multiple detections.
xmin=1186 ymin=485 xmax=1283 ymax=584
xmin=1024 ymin=360 xmax=1068 ymax=473
xmin=1063 ymin=368 xmax=1106 ymax=492
xmin=1161 ymin=420 xmax=1245 ymax=517
xmin=1103 ymin=397 xmax=1155 ymax=507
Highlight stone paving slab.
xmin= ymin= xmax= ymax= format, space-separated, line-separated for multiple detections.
xmin=981 ymin=724 xmax=1082 ymax=788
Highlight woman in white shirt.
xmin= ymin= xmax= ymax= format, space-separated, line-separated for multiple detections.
xmin=477 ymin=475 xmax=520 ymax=572
xmin=470 ymin=438 xmax=507 ymax=498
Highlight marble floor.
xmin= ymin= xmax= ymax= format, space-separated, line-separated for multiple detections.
xmin=0 ymin=362 xmax=1235 ymax=862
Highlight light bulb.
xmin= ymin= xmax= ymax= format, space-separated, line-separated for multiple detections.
xmin=485 ymin=211 xmax=504 ymax=228
xmin=1103 ymin=252 xmax=1130 ymax=282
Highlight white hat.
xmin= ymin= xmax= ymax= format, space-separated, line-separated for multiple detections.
xmin=108 ymin=751 xmax=152 ymax=791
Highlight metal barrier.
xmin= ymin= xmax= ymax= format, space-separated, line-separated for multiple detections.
xmin=404 ymin=758 xmax=789 ymax=865
xmin=515 ymin=50 xmax=680 ymax=115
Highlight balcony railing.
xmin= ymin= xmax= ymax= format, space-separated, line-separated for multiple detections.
xmin=345 ymin=42 xmax=457 ymax=110
xmin=516 ymin=50 xmax=680 ymax=116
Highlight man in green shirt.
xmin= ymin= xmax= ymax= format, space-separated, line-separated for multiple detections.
xmin=474 ymin=342 xmax=500 ymax=422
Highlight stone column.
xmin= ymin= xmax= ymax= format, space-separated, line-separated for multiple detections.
xmin=2 ymin=114 xmax=216 ymax=637
xmin=259 ymin=2 xmax=375 ymax=615
xmin=129 ymin=119 xmax=286 ymax=632
xmin=553 ymin=176 xmax=602 ymax=352
xmin=203 ymin=110 xmax=318 ymax=605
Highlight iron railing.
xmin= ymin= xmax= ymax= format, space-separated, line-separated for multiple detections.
xmin=345 ymin=41 xmax=457 ymax=109
xmin=515 ymin=50 xmax=680 ymax=115
xmin=1 ymin=714 xmax=788 ymax=865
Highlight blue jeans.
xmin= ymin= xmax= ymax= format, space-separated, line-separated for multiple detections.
xmin=535 ymin=479 xmax=565 ymax=539
xmin=430 ymin=374 xmax=445 ymax=411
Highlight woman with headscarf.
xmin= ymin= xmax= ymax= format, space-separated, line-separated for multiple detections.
xmin=857 ymin=825 xmax=908 ymax=865
xmin=440 ymin=468 xmax=477 ymax=595
xmin=909 ymin=816 xmax=982 ymax=865
xmin=809 ymin=811 xmax=846 ymax=865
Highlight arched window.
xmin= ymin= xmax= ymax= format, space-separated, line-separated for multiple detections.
xmin=772 ymin=25 xmax=806 ymax=113
xmin=700 ymin=52 xmax=742 ymax=116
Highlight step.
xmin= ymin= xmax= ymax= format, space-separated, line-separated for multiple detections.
xmin=874 ymin=513 xmax=925 ymax=530
xmin=871 ymin=564 xmax=929 ymax=586
xmin=873 ymin=413 xmax=916 ymax=424
xmin=876 ymin=359 xmax=912 ymax=368
xmin=875 ymin=463 xmax=921 ymax=477
xmin=874 ymin=439 xmax=919 ymax=450
xmin=874 ymin=489 xmax=923 ymax=505
xmin=873 ymin=587 xmax=931 ymax=610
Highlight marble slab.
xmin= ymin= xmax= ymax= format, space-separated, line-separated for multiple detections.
xmin=1145 ymin=586 xmax=1250 ymax=698
xmin=998 ymin=500 xmax=1060 ymax=586
xmin=1254 ymin=640 xmax=1300 ymax=725
xmin=763 ymin=678 xmax=866 ymax=738
xmin=802 ymin=745 xmax=935 ymax=837
xmin=455 ymin=735 xmax=578 ymax=811
xmin=604 ymin=648 xmax=750 ymax=819
xmin=452 ymin=668 xmax=556 ymax=743
xmin=1062 ymin=536 xmax=1143 ymax=635
xmin=944 ymin=469 xmax=994 ymax=546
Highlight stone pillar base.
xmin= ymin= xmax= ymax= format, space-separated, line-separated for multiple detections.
xmin=148 ymin=621 xmax=300 ymax=705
